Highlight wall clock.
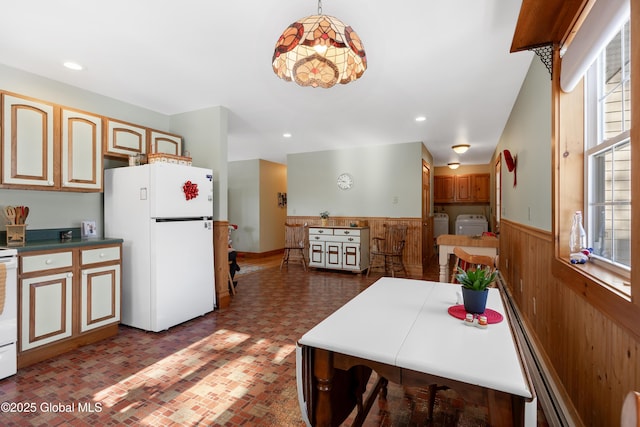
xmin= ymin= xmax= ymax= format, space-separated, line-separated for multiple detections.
xmin=337 ymin=173 xmax=354 ymax=190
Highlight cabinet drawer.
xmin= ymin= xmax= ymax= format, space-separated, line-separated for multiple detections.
xmin=333 ymin=228 xmax=361 ymax=237
xmin=21 ymin=252 xmax=73 ymax=274
xmin=334 ymin=235 xmax=361 ymax=244
xmin=81 ymin=246 xmax=121 ymax=265
xmin=309 ymin=228 xmax=333 ymax=235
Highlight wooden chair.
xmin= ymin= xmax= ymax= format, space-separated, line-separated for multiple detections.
xmin=422 ymin=246 xmax=499 ymax=419
xmin=280 ymin=223 xmax=307 ymax=271
xmin=622 ymin=391 xmax=640 ymax=427
xmin=450 ymin=246 xmax=496 ymax=284
xmin=367 ymin=224 xmax=408 ymax=277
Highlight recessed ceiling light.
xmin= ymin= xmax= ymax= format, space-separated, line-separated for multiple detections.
xmin=415 ymin=116 xmax=427 ymax=122
xmin=283 ymin=133 xmax=292 ymax=138
xmin=63 ymin=61 xmax=84 ymax=71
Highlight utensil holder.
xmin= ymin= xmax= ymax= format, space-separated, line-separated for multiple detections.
xmin=6 ymin=224 xmax=26 ymax=246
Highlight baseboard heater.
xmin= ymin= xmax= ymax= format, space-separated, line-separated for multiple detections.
xmin=497 ymin=273 xmax=576 ymax=427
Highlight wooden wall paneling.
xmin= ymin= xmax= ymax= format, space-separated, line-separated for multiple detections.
xmin=500 ymin=219 xmax=640 ymax=425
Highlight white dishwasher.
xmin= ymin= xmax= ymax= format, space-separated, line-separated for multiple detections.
xmin=0 ymin=248 xmax=17 ymax=379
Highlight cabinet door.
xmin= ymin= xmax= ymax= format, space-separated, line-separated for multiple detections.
xmin=309 ymin=241 xmax=325 ymax=267
xmin=80 ymin=264 xmax=121 ymax=332
xmin=61 ymin=109 xmax=103 ymax=191
xmin=20 ymin=272 xmax=73 ymax=351
xmin=472 ymin=174 xmax=490 ymax=202
xmin=148 ymin=130 xmax=182 ymax=156
xmin=325 ymin=242 xmax=343 ymax=269
xmin=105 ymin=119 xmax=146 ymax=157
xmin=434 ymin=176 xmax=454 ymax=203
xmin=342 ymin=243 xmax=361 ymax=270
xmin=1 ymin=93 xmax=56 ymax=188
xmin=455 ymin=175 xmax=472 ymax=201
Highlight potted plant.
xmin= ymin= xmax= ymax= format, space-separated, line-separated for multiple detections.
xmin=320 ymin=211 xmax=330 ymax=226
xmin=455 ymin=266 xmax=497 ymax=314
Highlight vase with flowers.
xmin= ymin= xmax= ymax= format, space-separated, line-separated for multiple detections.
xmin=320 ymin=211 xmax=330 ymax=226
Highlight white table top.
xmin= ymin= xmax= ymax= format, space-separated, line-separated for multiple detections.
xmin=299 ymin=277 xmax=532 ymax=399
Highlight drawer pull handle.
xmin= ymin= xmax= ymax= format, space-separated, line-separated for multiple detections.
xmin=314 ymin=236 xmax=320 ymax=240
xmin=344 ymin=231 xmax=350 ymax=234
xmin=45 ymin=259 xmax=53 ymax=265
xmin=318 ymin=230 xmax=324 ymax=233
xmin=348 ymin=238 xmax=354 ymax=241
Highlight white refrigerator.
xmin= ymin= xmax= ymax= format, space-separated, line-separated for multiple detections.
xmin=104 ymin=163 xmax=215 ymax=332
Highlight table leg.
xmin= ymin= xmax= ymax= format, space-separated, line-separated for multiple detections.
xmin=313 ymin=349 xmax=334 ymax=427
xmin=438 ymin=245 xmax=451 ymax=282
xmin=439 ymin=262 xmax=448 ymax=282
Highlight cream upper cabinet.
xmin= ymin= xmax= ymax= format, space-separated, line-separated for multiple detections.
xmin=61 ymin=109 xmax=103 ymax=191
xmin=149 ymin=130 xmax=183 ymax=156
xmin=1 ymin=93 xmax=56 ymax=188
xmin=105 ymin=119 xmax=147 ymax=158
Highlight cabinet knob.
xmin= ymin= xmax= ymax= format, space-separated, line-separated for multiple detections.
xmin=48 ymin=180 xmax=54 ymax=185
xmin=348 ymin=238 xmax=354 ymax=241
xmin=45 ymin=259 xmax=53 ymax=265
xmin=67 ymin=273 xmax=73 ymax=278
xmin=100 ymin=253 xmax=105 ymax=257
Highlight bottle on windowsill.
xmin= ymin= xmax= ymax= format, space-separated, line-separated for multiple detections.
xmin=569 ymin=211 xmax=588 ymax=263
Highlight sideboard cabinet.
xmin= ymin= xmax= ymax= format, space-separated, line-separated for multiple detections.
xmin=308 ymin=227 xmax=370 ymax=273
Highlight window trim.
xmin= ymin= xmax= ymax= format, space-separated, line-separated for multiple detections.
xmin=552 ymin=4 xmax=640 ymax=339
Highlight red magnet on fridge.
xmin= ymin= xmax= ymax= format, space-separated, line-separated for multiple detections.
xmin=183 ymin=181 xmax=199 ymax=200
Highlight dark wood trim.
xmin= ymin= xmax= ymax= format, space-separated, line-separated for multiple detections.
xmin=18 ymin=324 xmax=118 ymax=369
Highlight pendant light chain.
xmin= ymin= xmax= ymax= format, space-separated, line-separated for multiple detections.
xmin=317 ymin=0 xmax=322 ymax=15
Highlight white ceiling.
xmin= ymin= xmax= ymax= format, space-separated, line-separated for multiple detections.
xmin=0 ymin=0 xmax=533 ymax=166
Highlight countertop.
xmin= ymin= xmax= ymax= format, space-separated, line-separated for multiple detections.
xmin=1 ymin=227 xmax=123 ymax=253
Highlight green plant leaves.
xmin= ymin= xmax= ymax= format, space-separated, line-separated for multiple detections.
xmin=455 ymin=266 xmax=497 ymax=291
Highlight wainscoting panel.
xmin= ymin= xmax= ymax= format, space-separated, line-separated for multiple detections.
xmin=499 ymin=219 xmax=640 ymax=426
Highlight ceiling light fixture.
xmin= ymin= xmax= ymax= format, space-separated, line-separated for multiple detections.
xmin=415 ymin=116 xmax=427 ymax=122
xmin=452 ymin=144 xmax=470 ymax=154
xmin=283 ymin=133 xmax=292 ymax=138
xmin=272 ymin=0 xmax=367 ymax=88
xmin=448 ymin=162 xmax=460 ymax=170
xmin=63 ymin=61 xmax=83 ymax=71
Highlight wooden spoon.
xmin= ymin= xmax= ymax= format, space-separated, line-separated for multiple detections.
xmin=4 ymin=206 xmax=15 ymax=225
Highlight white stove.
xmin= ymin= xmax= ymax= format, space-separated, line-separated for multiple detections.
xmin=0 ymin=248 xmax=18 ymax=379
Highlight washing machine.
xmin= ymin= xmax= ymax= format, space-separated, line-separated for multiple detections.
xmin=433 ymin=213 xmax=449 ymax=238
xmin=455 ymin=214 xmax=488 ymax=236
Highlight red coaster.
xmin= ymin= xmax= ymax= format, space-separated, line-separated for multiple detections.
xmin=447 ymin=305 xmax=504 ymax=324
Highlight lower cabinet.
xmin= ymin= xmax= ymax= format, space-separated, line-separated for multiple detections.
xmin=80 ymin=264 xmax=121 ymax=332
xmin=308 ymin=227 xmax=369 ymax=272
xmin=20 ymin=271 xmax=73 ymax=351
xmin=18 ymin=243 xmax=122 ymax=367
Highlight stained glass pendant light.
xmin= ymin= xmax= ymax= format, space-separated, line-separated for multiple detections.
xmin=272 ymin=0 xmax=367 ymax=88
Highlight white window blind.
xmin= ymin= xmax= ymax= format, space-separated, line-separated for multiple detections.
xmin=560 ymin=0 xmax=629 ymax=93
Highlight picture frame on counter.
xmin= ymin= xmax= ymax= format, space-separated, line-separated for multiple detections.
xmin=81 ymin=221 xmax=97 ymax=238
